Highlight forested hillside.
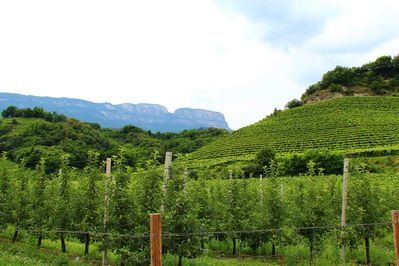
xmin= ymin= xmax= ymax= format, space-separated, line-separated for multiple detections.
xmin=0 ymin=106 xmax=228 ymax=172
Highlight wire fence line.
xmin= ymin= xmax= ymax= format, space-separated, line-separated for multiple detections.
xmin=1 ymin=221 xmax=396 ymax=265
xmin=0 ymin=221 xmax=393 ymax=240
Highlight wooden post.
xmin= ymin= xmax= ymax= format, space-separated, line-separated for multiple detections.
xmin=161 ymin=152 xmax=172 ymax=212
xmin=340 ymin=158 xmax=349 ymax=265
xmin=259 ymin=174 xmax=263 ymax=207
xmin=150 ymin=213 xmax=162 ymax=266
xmin=183 ymin=168 xmax=188 ymax=192
xmin=102 ymin=158 xmax=111 ymax=266
xmin=392 ymin=210 xmax=399 ymax=266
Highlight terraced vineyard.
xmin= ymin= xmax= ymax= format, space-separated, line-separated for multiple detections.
xmin=189 ymin=96 xmax=399 ymax=166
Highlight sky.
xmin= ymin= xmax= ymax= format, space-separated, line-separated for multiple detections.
xmin=0 ymin=0 xmax=398 ymax=129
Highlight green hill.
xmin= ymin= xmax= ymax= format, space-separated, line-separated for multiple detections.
xmin=0 ymin=107 xmax=227 ymax=172
xmin=189 ymin=96 xmax=399 ymax=167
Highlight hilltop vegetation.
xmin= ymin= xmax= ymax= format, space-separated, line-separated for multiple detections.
xmin=0 ymin=106 xmax=227 ymax=172
xmin=301 ymin=55 xmax=399 ymax=102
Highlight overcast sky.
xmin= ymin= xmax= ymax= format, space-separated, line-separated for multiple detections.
xmin=1 ymin=0 xmax=398 ymax=129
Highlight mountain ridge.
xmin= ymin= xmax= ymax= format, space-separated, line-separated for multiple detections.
xmin=0 ymin=92 xmax=230 ymax=132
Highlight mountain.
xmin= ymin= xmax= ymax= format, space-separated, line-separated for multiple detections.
xmin=0 ymin=92 xmax=230 ymax=132
xmin=189 ymin=96 xmax=399 ymax=167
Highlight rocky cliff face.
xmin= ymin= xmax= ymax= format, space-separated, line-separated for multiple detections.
xmin=0 ymin=92 xmax=230 ymax=132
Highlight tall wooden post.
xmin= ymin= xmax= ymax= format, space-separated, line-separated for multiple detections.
xmin=160 ymin=152 xmax=172 ymax=212
xmin=340 ymin=158 xmax=349 ymax=264
xmin=183 ymin=168 xmax=188 ymax=192
xmin=392 ymin=210 xmax=399 ymax=266
xmin=259 ymin=174 xmax=263 ymax=206
xmin=150 ymin=213 xmax=162 ymax=266
xmin=102 ymin=158 xmax=111 ymax=266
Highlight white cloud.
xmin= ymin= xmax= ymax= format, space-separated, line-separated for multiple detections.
xmin=0 ymin=0 xmax=398 ymax=129
xmin=306 ymin=1 xmax=399 ymax=54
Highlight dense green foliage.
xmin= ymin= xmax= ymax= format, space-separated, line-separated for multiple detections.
xmin=0 ymin=156 xmax=397 ymax=265
xmin=285 ymin=99 xmax=303 ymax=109
xmin=0 ymin=109 xmax=227 ymax=172
xmin=302 ymin=55 xmax=399 ymax=101
xmin=1 ymin=106 xmax=67 ymax=123
xmin=190 ymin=96 xmax=399 ymax=167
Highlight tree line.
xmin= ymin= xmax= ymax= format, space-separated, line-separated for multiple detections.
xmin=1 ymin=106 xmax=67 ymax=123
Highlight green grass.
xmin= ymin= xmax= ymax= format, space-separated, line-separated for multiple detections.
xmin=1 ymin=230 xmax=395 ymax=265
xmin=0 ymin=250 xmax=52 ymax=266
xmin=0 ymin=228 xmax=110 ymax=265
xmin=0 ymin=239 xmax=91 ymax=266
xmin=189 ymin=96 xmax=399 ymax=167
xmin=162 ymin=238 xmax=394 ymax=265
xmin=163 ymin=252 xmax=280 ymax=266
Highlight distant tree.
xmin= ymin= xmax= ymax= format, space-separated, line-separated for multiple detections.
xmin=271 ymin=108 xmax=281 ymax=116
xmin=303 ymin=84 xmax=321 ymax=98
xmin=255 ymin=148 xmax=276 ymax=175
xmin=371 ymin=55 xmax=396 ymax=78
xmin=370 ymin=79 xmax=391 ymax=95
xmin=320 ymin=66 xmax=354 ymax=89
xmin=285 ymin=99 xmax=304 ymax=109
xmin=256 ymin=148 xmax=276 ymax=167
xmin=280 ymin=149 xmax=343 ymax=176
xmin=243 ymin=148 xmax=277 ymax=177
xmin=0 ymin=106 xmax=66 ymax=122
xmin=1 ymin=106 xmax=17 ymax=118
xmin=303 ymin=149 xmax=343 ymax=175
